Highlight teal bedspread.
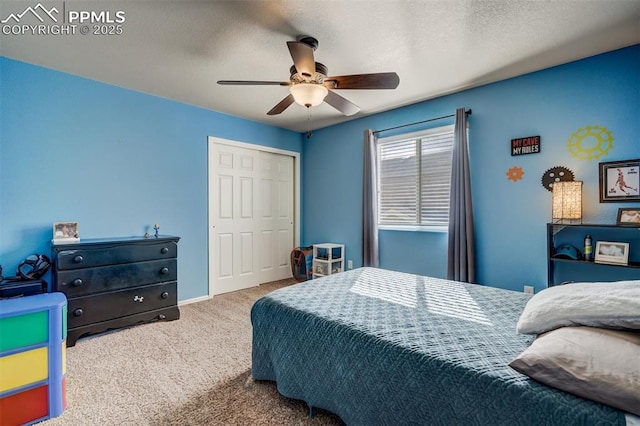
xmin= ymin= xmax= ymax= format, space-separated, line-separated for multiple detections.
xmin=251 ymin=268 xmax=626 ymax=425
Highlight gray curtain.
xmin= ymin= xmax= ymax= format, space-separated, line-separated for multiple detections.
xmin=363 ymin=129 xmax=379 ymax=267
xmin=447 ymin=108 xmax=476 ymax=283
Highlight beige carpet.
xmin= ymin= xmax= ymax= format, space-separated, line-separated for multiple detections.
xmin=41 ymin=279 xmax=343 ymax=425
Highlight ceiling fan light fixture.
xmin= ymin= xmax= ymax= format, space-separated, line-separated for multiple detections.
xmin=219 ymin=37 xmax=398 ymax=116
xmin=289 ymin=83 xmax=328 ymax=108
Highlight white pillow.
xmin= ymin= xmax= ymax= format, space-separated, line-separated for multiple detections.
xmin=510 ymin=326 xmax=640 ymax=416
xmin=516 ymin=280 xmax=640 ymax=335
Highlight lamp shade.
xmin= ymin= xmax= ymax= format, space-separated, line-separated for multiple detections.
xmin=552 ymin=181 xmax=582 ymax=223
xmin=289 ymin=83 xmax=328 ymax=107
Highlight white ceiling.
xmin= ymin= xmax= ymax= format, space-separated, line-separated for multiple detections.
xmin=1 ymin=0 xmax=639 ymax=132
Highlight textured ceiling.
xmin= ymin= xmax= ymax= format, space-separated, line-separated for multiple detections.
xmin=1 ymin=0 xmax=639 ymax=132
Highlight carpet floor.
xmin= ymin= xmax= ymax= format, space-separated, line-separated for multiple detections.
xmin=40 ymin=279 xmax=344 ymax=425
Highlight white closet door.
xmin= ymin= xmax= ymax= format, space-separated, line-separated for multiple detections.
xmin=210 ymin=143 xmax=259 ymax=294
xmin=210 ymin=143 xmax=294 ymax=295
xmin=258 ymin=151 xmax=294 ymax=283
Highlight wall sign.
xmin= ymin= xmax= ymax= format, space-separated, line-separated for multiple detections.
xmin=511 ymin=136 xmax=540 ymax=156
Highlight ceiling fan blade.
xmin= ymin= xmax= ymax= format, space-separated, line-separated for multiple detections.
xmin=217 ymin=80 xmax=290 ymax=86
xmin=287 ymin=41 xmax=315 ymax=78
xmin=324 ymin=91 xmax=360 ymax=116
xmin=267 ymin=94 xmax=295 ymax=115
xmin=324 ymin=72 xmax=400 ymax=90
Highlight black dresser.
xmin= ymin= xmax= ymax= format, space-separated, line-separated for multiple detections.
xmin=51 ymin=235 xmax=180 ymax=346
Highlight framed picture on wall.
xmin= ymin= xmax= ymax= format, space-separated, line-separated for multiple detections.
xmin=594 ymin=241 xmax=629 ymax=265
xmin=52 ymin=222 xmax=79 ymax=244
xmin=599 ymin=159 xmax=640 ymax=202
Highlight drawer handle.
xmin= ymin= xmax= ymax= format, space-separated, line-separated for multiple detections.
xmin=134 ymin=295 xmax=144 ymax=303
xmin=72 ymin=278 xmax=83 ymax=286
xmin=158 ymin=314 xmax=166 ymax=320
xmin=161 ymin=247 xmax=169 ymax=254
xmin=73 ymin=255 xmax=84 ymax=263
xmin=73 ymin=308 xmax=83 ymax=317
xmin=160 ymin=267 xmax=169 ymax=274
xmin=161 ymin=291 xmax=169 ymax=299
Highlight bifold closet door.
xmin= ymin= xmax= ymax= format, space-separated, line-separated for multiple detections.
xmin=258 ymin=151 xmax=294 ymax=284
xmin=210 ymin=144 xmax=294 ymax=295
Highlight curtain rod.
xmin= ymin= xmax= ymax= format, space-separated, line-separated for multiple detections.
xmin=373 ymin=109 xmax=472 ymax=135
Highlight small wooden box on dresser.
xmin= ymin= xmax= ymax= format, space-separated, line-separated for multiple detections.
xmin=51 ymin=235 xmax=180 ymax=346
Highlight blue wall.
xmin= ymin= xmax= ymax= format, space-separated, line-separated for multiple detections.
xmin=0 ymin=57 xmax=302 ymax=301
xmin=2 ymin=46 xmax=638 ymax=300
xmin=303 ymin=45 xmax=640 ymax=292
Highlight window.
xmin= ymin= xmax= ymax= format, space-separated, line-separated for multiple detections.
xmin=377 ymin=125 xmax=454 ymax=231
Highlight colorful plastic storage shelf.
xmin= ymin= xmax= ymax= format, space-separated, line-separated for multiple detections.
xmin=0 ymin=292 xmax=67 ymax=426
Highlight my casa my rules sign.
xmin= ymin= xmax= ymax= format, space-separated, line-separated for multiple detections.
xmin=511 ymin=136 xmax=540 ymax=156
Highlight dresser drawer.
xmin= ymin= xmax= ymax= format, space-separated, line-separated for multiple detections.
xmin=55 ymin=241 xmax=177 ymax=270
xmin=67 ymin=282 xmax=177 ymax=328
xmin=55 ymin=259 xmax=177 ymax=298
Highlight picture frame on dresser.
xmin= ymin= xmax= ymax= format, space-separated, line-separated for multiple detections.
xmin=617 ymin=208 xmax=640 ymax=226
xmin=594 ymin=241 xmax=629 ymax=265
xmin=598 ymin=159 xmax=640 ymax=202
xmin=52 ymin=221 xmax=79 ymax=243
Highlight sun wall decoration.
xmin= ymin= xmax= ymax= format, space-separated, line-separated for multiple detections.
xmin=567 ymin=125 xmax=614 ymax=160
xmin=506 ymin=166 xmax=524 ymax=182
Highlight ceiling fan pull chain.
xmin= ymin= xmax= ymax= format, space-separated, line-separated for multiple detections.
xmin=306 ymin=107 xmax=313 ymax=139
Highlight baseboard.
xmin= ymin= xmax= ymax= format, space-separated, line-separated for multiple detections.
xmin=178 ymin=294 xmax=212 ymax=306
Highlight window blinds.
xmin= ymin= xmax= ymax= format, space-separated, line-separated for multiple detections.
xmin=378 ymin=126 xmax=454 ymax=228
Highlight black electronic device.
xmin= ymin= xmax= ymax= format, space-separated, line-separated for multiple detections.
xmin=0 ymin=254 xmax=51 ymax=298
xmin=0 ymin=279 xmax=47 ymax=298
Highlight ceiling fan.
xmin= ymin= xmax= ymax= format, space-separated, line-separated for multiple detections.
xmin=217 ymin=36 xmax=400 ymax=117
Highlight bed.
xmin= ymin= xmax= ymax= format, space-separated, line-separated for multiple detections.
xmin=251 ymin=267 xmax=638 ymax=425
